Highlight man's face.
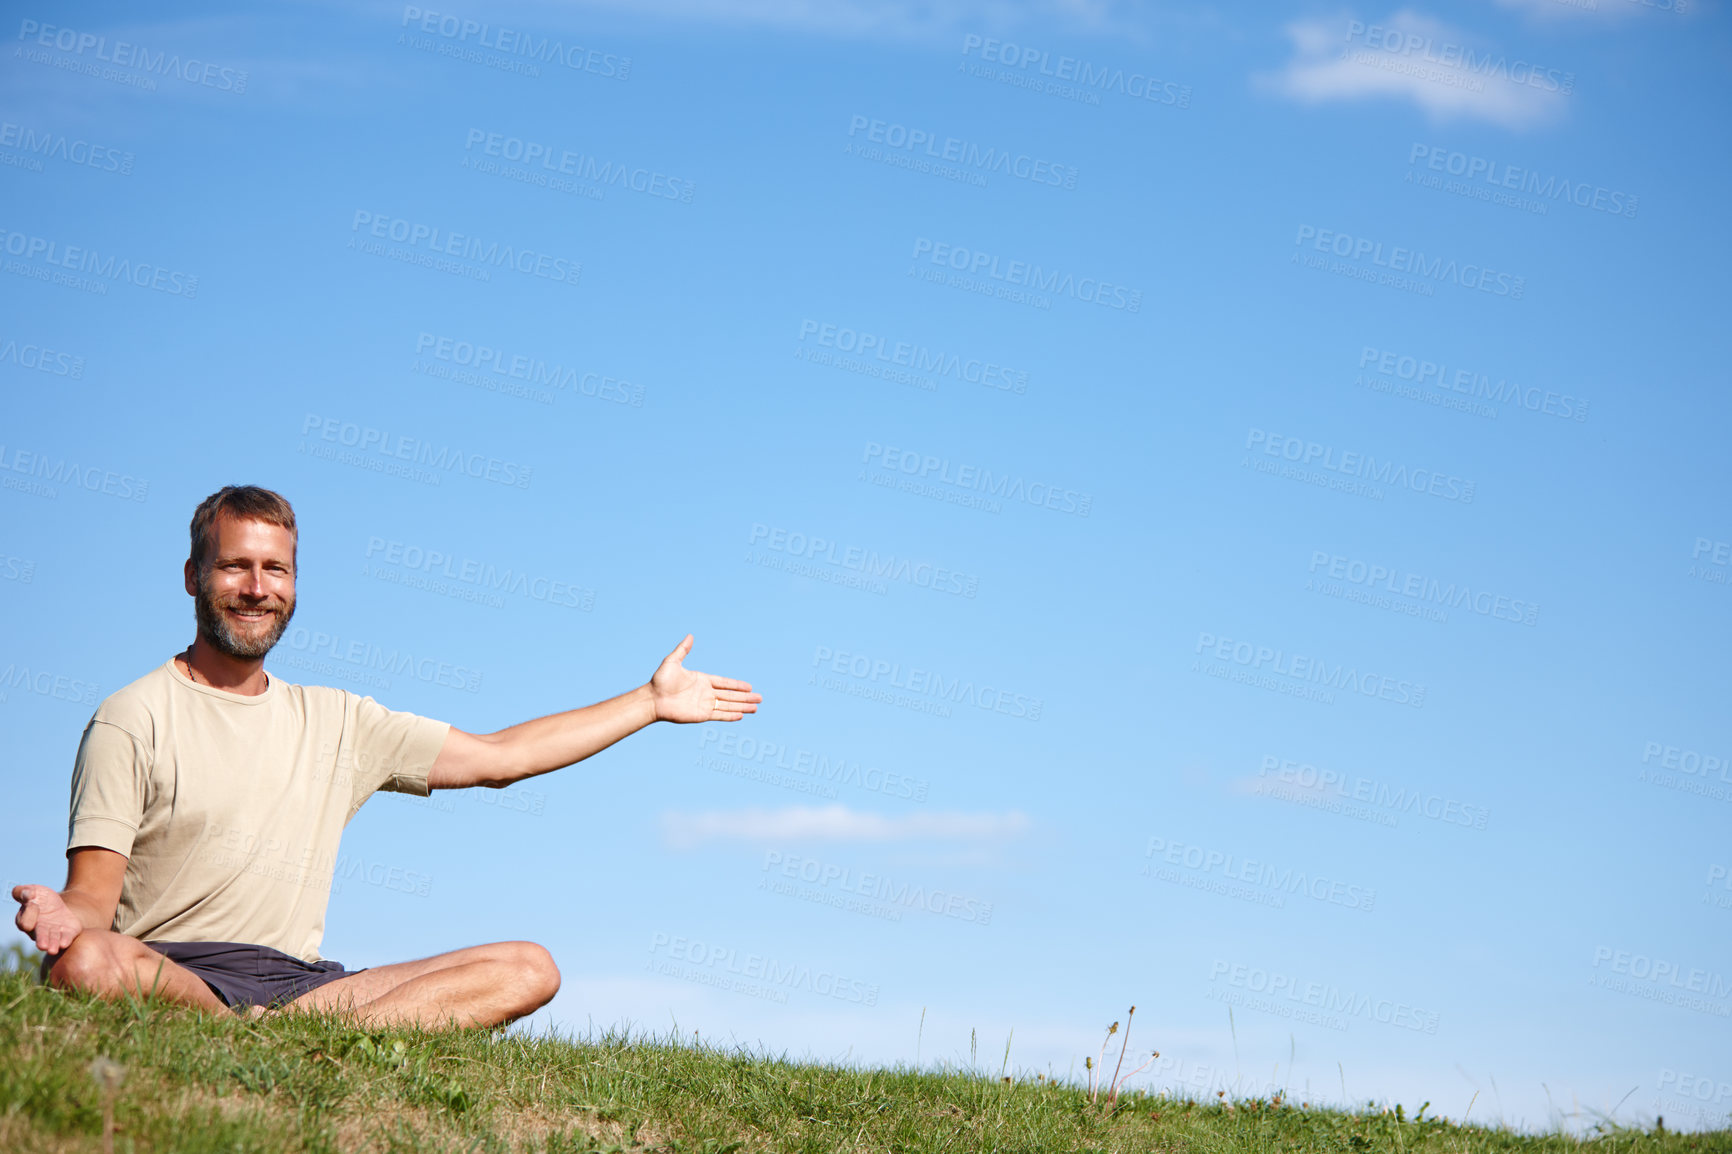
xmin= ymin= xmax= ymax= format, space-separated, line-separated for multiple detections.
xmin=185 ymin=515 xmax=297 ymax=659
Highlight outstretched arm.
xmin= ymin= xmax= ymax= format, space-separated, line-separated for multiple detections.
xmin=12 ymin=847 xmax=127 ymax=954
xmin=427 ymin=634 xmax=760 ymax=790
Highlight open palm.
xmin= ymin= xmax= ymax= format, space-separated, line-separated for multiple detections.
xmin=649 ymin=634 xmax=761 ymax=723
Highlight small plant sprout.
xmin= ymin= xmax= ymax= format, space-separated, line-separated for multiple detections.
xmin=1089 ymin=1006 xmax=1160 ymax=1106
xmin=1097 ymin=1019 xmax=1119 ymax=1088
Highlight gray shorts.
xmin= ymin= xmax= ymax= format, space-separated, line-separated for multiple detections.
xmin=143 ymin=941 xmax=361 ymax=1011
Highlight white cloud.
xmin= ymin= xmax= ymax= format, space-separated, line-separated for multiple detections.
xmin=1257 ymin=9 xmax=1571 ymax=129
xmin=504 ymin=0 xmax=1208 ymax=46
xmin=660 ymin=804 xmax=1031 ymax=849
xmin=1491 ymin=0 xmax=1687 ymax=24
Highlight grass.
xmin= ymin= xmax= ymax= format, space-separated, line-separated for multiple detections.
xmin=2 ymin=950 xmax=1727 ymax=1154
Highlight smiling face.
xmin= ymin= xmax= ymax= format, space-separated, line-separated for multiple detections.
xmin=185 ymin=513 xmax=298 ymax=659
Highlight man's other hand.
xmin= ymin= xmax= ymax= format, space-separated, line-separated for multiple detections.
xmin=650 ymin=634 xmax=762 ymax=723
xmin=12 ymin=884 xmax=83 ymax=954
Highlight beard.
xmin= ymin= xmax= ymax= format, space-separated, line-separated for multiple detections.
xmin=193 ymin=572 xmax=296 ymax=659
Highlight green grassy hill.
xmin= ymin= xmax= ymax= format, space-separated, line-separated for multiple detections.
xmin=2 ymin=954 xmax=1726 ymax=1154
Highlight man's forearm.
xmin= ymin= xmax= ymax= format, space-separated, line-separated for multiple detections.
xmin=474 ymin=683 xmax=658 ymax=786
xmin=61 ymin=885 xmax=117 ymax=932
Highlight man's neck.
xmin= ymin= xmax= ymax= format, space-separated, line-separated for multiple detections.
xmin=178 ymin=638 xmax=270 ymax=696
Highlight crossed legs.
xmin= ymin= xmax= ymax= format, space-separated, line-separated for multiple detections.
xmin=281 ymin=941 xmax=560 ymax=1027
xmin=45 ymin=931 xmax=560 ymax=1028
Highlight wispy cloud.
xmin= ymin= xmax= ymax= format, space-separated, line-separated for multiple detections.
xmin=660 ymin=804 xmax=1031 ymax=849
xmin=503 ymin=0 xmax=1209 ymax=46
xmin=1491 ymin=0 xmax=1689 ymax=24
xmin=1256 ymin=9 xmax=1572 ymax=129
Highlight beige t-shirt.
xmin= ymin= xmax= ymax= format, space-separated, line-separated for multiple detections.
xmin=66 ymin=659 xmax=451 ymax=963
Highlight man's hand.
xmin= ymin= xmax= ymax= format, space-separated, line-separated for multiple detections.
xmin=12 ymin=884 xmax=84 ymax=954
xmin=650 ymin=634 xmax=762 ymax=723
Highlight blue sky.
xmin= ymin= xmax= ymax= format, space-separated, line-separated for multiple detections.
xmin=3 ymin=0 xmax=1729 ymax=1133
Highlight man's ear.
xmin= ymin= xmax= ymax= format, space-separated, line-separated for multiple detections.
xmin=183 ymin=557 xmax=198 ymax=596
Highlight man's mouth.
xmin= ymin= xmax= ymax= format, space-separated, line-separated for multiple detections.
xmin=226 ymin=607 xmax=273 ymax=623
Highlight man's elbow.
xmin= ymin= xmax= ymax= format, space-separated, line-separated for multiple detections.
xmin=435 ymin=730 xmax=522 ymax=790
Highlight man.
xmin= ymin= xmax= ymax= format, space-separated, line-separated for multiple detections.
xmin=11 ymin=485 xmax=761 ymax=1028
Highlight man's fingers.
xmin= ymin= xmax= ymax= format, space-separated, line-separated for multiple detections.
xmin=714 ymin=688 xmax=762 ymax=703
xmin=706 ymin=675 xmax=755 ymax=692
xmin=667 ymin=634 xmax=694 ymax=662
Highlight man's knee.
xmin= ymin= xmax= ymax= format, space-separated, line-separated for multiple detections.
xmin=503 ymin=940 xmax=560 ymax=1007
xmin=46 ymin=932 xmax=126 ymax=996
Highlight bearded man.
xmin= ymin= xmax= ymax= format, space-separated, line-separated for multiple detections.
xmin=11 ymin=485 xmax=760 ymax=1027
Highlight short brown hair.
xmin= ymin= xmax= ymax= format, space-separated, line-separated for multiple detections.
xmin=189 ymin=486 xmax=298 ymax=573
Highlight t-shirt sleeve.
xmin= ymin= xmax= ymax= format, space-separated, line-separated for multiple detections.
xmin=67 ymin=719 xmax=150 ymax=857
xmin=344 ymin=692 xmax=451 ymax=815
